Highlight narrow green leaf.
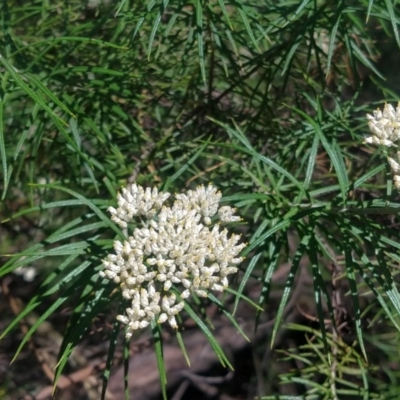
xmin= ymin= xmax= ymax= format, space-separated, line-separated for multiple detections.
xmin=2 ymin=199 xmax=108 ymax=223
xmin=209 ymin=119 xmax=308 ymax=198
xmin=51 ymin=66 xmax=133 ymax=78
xmin=123 ymin=334 xmax=130 ymax=400
xmin=237 ymin=4 xmax=260 ymax=53
xmin=0 ymin=254 xmax=81 ymax=341
xmin=306 ymin=230 xmax=332 ymax=361
xmin=217 ymin=0 xmax=233 ymax=30
xmin=321 ymin=143 xmax=349 ymax=198
xmin=0 ymin=255 xmax=77 ymax=340
xmin=25 ymin=73 xmax=76 ymax=118
xmin=131 ymin=0 xmax=157 ymax=41
xmin=148 ymin=0 xmax=170 ymax=59
xmin=234 ymin=252 xmax=261 ymax=314
xmin=208 ymin=293 xmax=250 ymax=342
xmin=50 ymin=221 xmax=107 ymax=243
xmin=350 ymin=40 xmax=384 ymax=80
xmin=0 ymin=55 xmax=67 ymax=124
xmin=225 ymin=29 xmax=239 ymax=57
xmin=163 ymin=137 xmax=210 ymax=190
xmin=0 ymin=56 xmax=94 ymax=166
xmin=13 ymin=103 xmax=40 ymax=161
xmin=244 ymin=206 xmax=299 ymax=256
xmin=101 ymin=320 xmax=122 ymax=400
xmin=285 ymin=0 xmax=312 ymax=24
xmin=32 ymin=184 xmax=121 ymax=237
xmin=53 ymin=342 xmax=74 ymax=394
xmin=11 ymin=292 xmax=70 ymax=362
xmin=353 ymin=248 xmax=400 ymax=331
xmin=176 ymin=331 xmax=191 ymax=367
xmin=310 ymin=184 xmax=341 ymax=198
xmin=340 ymin=225 xmax=367 ymax=360
xmin=195 ymin=0 xmax=206 ymax=84
xmin=290 ymin=377 xmax=329 ymax=391
xmin=303 ymin=134 xmax=319 ymax=190
xmin=226 ymin=287 xmax=263 ymax=313
xmin=114 ymin=0 xmax=127 ymax=16
xmin=281 ymin=40 xmax=300 ymax=76
xmin=0 ymin=242 xmax=89 ymax=277
xmin=356 ymin=355 xmax=369 ymax=399
xmin=384 ymin=0 xmax=400 ymax=47
xmin=0 ymin=89 xmax=8 ymax=200
xmin=184 ymin=301 xmax=233 ymax=369
xmin=351 ymin=164 xmax=385 ymax=189
xmin=290 ymin=105 xmax=349 ymax=200
xmin=271 ymin=233 xmax=310 ymax=347
xmin=326 ymin=10 xmax=341 ymax=78
xmin=366 ymin=1 xmax=374 ymax=22
xmin=256 ymin=238 xmax=283 ymax=328
xmin=222 ymin=193 xmax=270 ymax=203
xmin=13 ymin=37 xmax=128 ymax=53
xmin=54 ymin=282 xmax=114 ymax=388
xmin=152 ymin=320 xmax=167 ymax=400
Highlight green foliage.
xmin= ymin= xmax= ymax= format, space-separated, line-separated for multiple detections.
xmin=1 ymin=0 xmax=400 ymax=398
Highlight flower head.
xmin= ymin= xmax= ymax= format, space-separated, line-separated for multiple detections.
xmin=365 ymin=103 xmax=400 ymax=148
xmin=107 ymin=184 xmax=170 ymax=228
xmin=101 ymin=184 xmax=246 ymax=339
xmin=365 ymin=103 xmax=400 ymax=191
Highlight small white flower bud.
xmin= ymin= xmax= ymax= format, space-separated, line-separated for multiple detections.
xmin=139 ymin=320 xmax=150 ymax=329
xmin=163 ymin=280 xmax=172 ymax=291
xmin=394 ymin=175 xmax=400 ymax=190
xmin=181 ymin=289 xmax=190 ymax=299
xmin=168 ymin=316 xmax=178 ymax=329
xmin=158 ymin=313 xmax=168 ymax=323
xmin=388 ymin=157 xmax=400 ymax=173
xmin=117 ymin=315 xmax=129 ymax=324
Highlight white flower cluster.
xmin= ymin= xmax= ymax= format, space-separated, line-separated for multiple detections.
xmin=100 ymin=184 xmax=246 ymax=339
xmin=365 ymin=102 xmax=400 ymax=190
xmin=387 ymin=154 xmax=400 ymax=190
xmin=365 ymin=103 xmax=400 ymax=147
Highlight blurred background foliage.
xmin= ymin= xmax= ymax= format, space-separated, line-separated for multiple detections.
xmin=1 ymin=0 xmax=400 ymax=399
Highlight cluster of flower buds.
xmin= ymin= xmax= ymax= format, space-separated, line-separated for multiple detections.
xmin=365 ymin=103 xmax=400 ymax=189
xmin=100 ymin=184 xmax=246 ymax=339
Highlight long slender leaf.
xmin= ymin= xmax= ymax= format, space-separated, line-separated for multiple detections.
xmin=271 ymin=229 xmax=311 ymax=347
xmin=184 ymin=300 xmax=233 ymax=369
xmin=152 ymin=320 xmax=167 ymax=400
